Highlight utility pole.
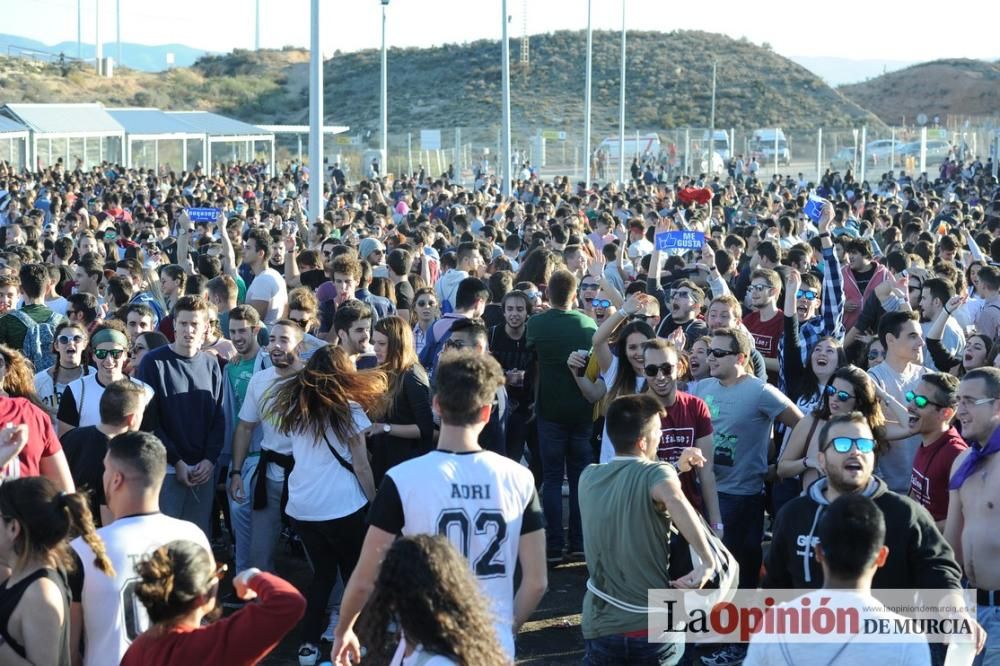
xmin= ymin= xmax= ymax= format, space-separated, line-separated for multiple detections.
xmin=500 ymin=0 xmax=512 ymax=197
xmin=308 ymin=0 xmax=323 ymax=224
xmin=617 ymin=0 xmax=626 ymax=187
xmin=255 ymin=0 xmax=260 ymax=50
xmin=583 ymin=0 xmax=592 ymax=186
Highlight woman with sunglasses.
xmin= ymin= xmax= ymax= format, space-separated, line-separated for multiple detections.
xmin=778 ymin=365 xmax=895 ymax=491
xmin=925 ymin=294 xmax=992 ymax=378
xmin=33 ymin=323 xmax=90 ymax=424
xmin=129 ymin=331 xmax=169 ymax=376
xmin=368 ymin=316 xmax=434 ymax=485
xmin=411 ymin=287 xmax=439 ymax=356
xmin=57 ymin=326 xmax=154 ymax=436
xmin=0 ymin=475 xmax=112 ymax=666
xmin=122 ymin=540 xmax=304 ymax=666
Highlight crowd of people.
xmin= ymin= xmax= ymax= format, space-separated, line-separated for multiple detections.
xmin=0 ymin=146 xmax=996 ymax=666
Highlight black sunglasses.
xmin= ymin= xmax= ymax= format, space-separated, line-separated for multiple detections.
xmin=644 ymin=362 xmax=674 ymax=378
xmin=94 ymin=348 xmax=126 ymax=360
xmin=708 ymin=348 xmax=739 ymax=358
xmin=905 ymin=390 xmax=949 ymax=409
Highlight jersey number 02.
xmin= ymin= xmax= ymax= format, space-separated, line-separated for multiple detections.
xmin=437 ymin=509 xmax=508 ymax=579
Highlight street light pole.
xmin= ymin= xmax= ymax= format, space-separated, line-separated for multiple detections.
xmin=583 ymin=0 xmax=593 ymax=187
xmin=255 ymin=0 xmax=260 ymax=50
xmin=95 ymin=0 xmax=102 ymax=73
xmin=380 ymin=0 xmax=389 ymax=171
xmin=116 ymin=0 xmax=121 ymax=68
xmin=308 ymin=0 xmax=323 ymax=224
xmin=500 ymin=0 xmax=512 ymax=198
xmin=617 ymin=0 xmax=626 ymax=188
xmin=709 ymin=60 xmax=716 ymax=174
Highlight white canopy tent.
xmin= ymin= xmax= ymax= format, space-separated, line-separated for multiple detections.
xmin=0 ymin=116 xmax=29 ymax=171
xmin=108 ymin=108 xmax=208 ymax=172
xmin=167 ymin=112 xmax=275 ymax=174
xmin=1 ymin=103 xmax=125 ymax=169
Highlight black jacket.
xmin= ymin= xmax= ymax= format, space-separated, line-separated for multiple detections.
xmin=763 ymin=476 xmax=963 ymax=591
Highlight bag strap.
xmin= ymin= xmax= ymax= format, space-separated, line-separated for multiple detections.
xmin=8 ymin=309 xmax=37 ymax=330
xmin=320 ymin=429 xmax=356 ymax=476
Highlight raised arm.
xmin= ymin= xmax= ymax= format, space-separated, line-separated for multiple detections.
xmin=216 ymin=211 xmax=239 ymax=280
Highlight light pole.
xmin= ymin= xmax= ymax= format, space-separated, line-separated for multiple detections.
xmin=380 ymin=0 xmax=389 ymax=172
xmin=308 ymin=0 xmax=323 ymax=224
xmin=583 ymin=0 xmax=592 ymax=186
xmin=255 ymin=0 xmax=260 ymax=50
xmin=708 ymin=59 xmax=716 ymax=174
xmin=500 ymin=0 xmax=512 ymax=197
xmin=617 ymin=0 xmax=626 ymax=188
xmin=77 ymin=0 xmax=82 ymax=59
xmin=116 ymin=0 xmax=121 ymax=68
xmin=95 ymin=0 xmax=102 ymax=73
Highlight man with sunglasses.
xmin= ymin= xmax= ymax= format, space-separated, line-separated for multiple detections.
xmin=765 ymin=412 xmax=963 ymax=595
xmin=692 ymin=327 xmax=800 ymax=592
xmin=906 ymin=374 xmax=967 ymax=531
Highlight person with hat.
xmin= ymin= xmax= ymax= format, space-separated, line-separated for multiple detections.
xmin=358 ymin=237 xmax=386 ymax=270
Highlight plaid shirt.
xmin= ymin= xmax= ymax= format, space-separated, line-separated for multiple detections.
xmin=778 ymin=245 xmax=844 ymax=392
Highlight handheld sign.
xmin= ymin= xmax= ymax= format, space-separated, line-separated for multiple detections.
xmin=803 ymin=196 xmax=824 ymax=222
xmin=655 ymin=230 xmax=705 ymax=251
xmin=186 ymin=207 xmax=220 ymax=223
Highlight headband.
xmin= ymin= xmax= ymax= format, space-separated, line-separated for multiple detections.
xmin=91 ymin=328 xmax=129 ymax=349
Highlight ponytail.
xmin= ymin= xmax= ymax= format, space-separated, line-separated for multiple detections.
xmin=59 ymin=491 xmax=115 ymax=577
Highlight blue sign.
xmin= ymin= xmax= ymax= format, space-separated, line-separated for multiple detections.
xmin=803 ymin=198 xmax=824 ymax=222
xmin=655 ymin=230 xmax=705 ymax=251
xmin=187 ymin=207 xmax=220 ymax=223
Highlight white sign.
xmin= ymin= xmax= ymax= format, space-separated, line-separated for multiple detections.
xmin=420 ymin=129 xmax=441 ymax=150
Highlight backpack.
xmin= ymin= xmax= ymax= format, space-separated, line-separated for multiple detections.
xmin=9 ymin=310 xmax=62 ymax=372
xmin=417 ymin=316 xmax=459 ymax=375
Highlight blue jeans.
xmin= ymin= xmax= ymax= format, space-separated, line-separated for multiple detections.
xmin=160 ymin=472 xmax=215 ymax=539
xmin=537 ymin=417 xmax=593 ymax=554
xmin=718 ymin=491 xmax=765 ymax=590
xmin=584 ymin=634 xmax=681 ymax=665
xmin=227 ymin=455 xmax=257 ymax=572
xmin=974 ymin=605 xmax=1000 ymax=666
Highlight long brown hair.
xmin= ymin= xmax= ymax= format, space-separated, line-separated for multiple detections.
xmin=0 ymin=477 xmax=113 ymax=577
xmin=0 ymin=344 xmax=47 ymax=410
xmin=357 ymin=535 xmax=508 ymax=665
xmin=266 ymin=345 xmax=387 ymax=443
xmin=374 ymin=316 xmax=426 ymax=414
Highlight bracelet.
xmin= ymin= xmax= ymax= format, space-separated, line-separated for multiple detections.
xmin=818 ymin=232 xmax=831 ymax=239
xmin=229 ymin=470 xmax=241 ymax=478
xmin=803 ymin=456 xmax=809 ymax=471
xmin=944 ymin=306 xmax=953 ymax=315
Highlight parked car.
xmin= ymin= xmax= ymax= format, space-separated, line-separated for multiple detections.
xmin=864 ymin=139 xmax=900 ymax=164
xmin=830 ymin=147 xmax=856 ymax=171
xmin=896 ymin=140 xmax=951 ymax=161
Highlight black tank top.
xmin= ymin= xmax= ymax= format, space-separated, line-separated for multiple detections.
xmin=0 ymin=567 xmax=70 ymax=665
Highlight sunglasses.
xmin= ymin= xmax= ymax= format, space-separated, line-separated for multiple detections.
xmin=905 ymin=390 xmax=949 ymax=409
xmin=796 ymin=289 xmax=818 ymax=301
xmin=444 ymin=339 xmax=468 ymax=349
xmin=867 ymin=349 xmax=883 ymax=360
xmin=644 ymin=362 xmax=674 ymax=378
xmin=825 ymin=384 xmax=855 ymax=402
xmin=749 ymin=284 xmax=772 ymax=293
xmin=631 ymin=314 xmax=656 ymax=322
xmin=589 ymin=298 xmax=612 ymax=309
xmin=825 ymin=436 xmax=877 ymax=454
xmin=93 ymin=348 xmax=126 ymax=360
xmin=708 ymin=348 xmax=739 ymax=358
xmin=580 ymin=283 xmax=600 ymax=290
xmin=57 ymin=334 xmax=85 ymax=345
xmin=416 ymin=300 xmax=437 ymax=308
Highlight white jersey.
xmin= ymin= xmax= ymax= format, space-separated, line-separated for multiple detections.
xmin=70 ymin=513 xmax=210 ymax=666
xmin=376 ymin=450 xmax=542 ymax=658
xmin=34 ymin=367 xmax=77 ymax=424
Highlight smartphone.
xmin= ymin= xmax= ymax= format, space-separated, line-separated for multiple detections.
xmin=104 ymin=230 xmax=118 ymax=242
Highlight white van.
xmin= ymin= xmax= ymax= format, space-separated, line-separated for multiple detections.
xmin=702 ymin=130 xmax=731 ymax=160
xmin=598 ymin=133 xmax=662 ymax=161
xmin=751 ymin=129 xmax=791 ymax=165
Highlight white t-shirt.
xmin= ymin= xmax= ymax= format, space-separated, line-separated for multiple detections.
xmin=245 ymin=267 xmax=287 ymax=326
xmin=60 ymin=374 xmax=154 ymax=429
xmin=70 ymin=513 xmax=210 ymax=666
xmin=46 ymin=296 xmax=69 ymax=316
xmin=390 ymin=636 xmax=460 ymax=666
xmin=285 ymin=402 xmax=370 ymax=522
xmin=34 ymin=367 xmax=76 ymax=424
xmin=238 ymin=367 xmax=294 ymax=482
xmin=868 ymin=361 xmax=929 ymax=493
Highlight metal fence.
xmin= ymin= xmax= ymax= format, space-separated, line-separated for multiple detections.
xmin=293 ymin=121 xmax=999 ymax=185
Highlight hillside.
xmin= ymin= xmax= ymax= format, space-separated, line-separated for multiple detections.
xmin=0 ymin=33 xmax=210 ymax=71
xmin=0 ymin=30 xmax=882 ymax=134
xmin=839 ymin=58 xmax=1000 ymax=124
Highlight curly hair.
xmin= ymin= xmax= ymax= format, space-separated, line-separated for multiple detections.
xmin=265 ymin=345 xmax=387 ymax=442
xmin=357 ymin=535 xmax=508 ymax=666
xmin=0 ymin=344 xmax=47 ymax=410
xmin=815 ymin=364 xmax=890 ymax=454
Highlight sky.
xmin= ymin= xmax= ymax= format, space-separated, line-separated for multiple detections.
xmin=2 ymin=0 xmax=998 ymax=63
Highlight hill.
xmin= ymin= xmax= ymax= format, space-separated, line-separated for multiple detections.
xmin=0 ymin=30 xmax=882 ymax=135
xmin=0 ymin=33 xmax=210 ymax=71
xmin=838 ymin=58 xmax=1000 ymax=124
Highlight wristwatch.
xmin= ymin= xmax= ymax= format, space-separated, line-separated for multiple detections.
xmin=383 ymin=424 xmax=392 ymax=434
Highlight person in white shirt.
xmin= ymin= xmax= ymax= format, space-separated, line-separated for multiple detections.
xmin=333 ymin=350 xmax=547 ymax=664
xmin=243 ymin=228 xmax=288 ymax=326
xmin=745 ymin=493 xmax=930 ymax=665
xmin=69 ymin=431 xmax=211 ymax=666
xmin=34 ymin=322 xmax=89 ymax=424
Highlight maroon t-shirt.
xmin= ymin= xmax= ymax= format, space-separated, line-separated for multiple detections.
xmin=0 ymin=396 xmax=63 ymax=482
xmin=655 ymin=391 xmax=714 ymax=513
xmin=743 ymin=309 xmax=784 ymax=385
xmin=909 ymin=427 xmax=967 ymax=521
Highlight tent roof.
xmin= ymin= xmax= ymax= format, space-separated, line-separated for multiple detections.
xmin=166 ymin=111 xmax=271 ymax=137
xmin=2 ymin=103 xmax=124 ymax=134
xmin=0 ymin=116 xmax=28 ymax=135
xmin=107 ymin=108 xmax=205 ymax=137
